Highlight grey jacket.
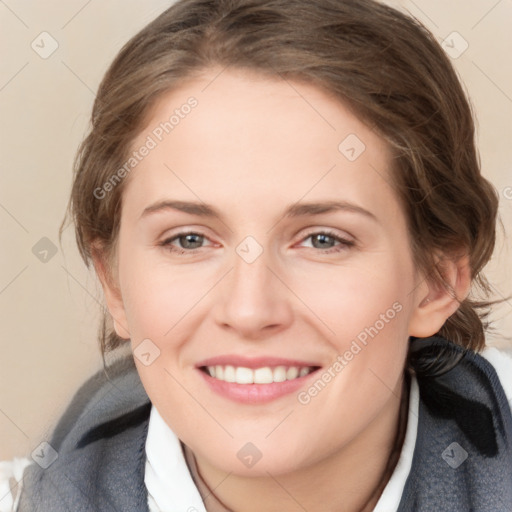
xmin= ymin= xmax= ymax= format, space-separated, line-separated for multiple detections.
xmin=18 ymin=336 xmax=512 ymax=511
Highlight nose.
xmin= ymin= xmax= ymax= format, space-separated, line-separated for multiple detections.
xmin=212 ymin=245 xmax=294 ymax=340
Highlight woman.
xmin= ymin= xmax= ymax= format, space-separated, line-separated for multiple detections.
xmin=5 ymin=0 xmax=512 ymax=510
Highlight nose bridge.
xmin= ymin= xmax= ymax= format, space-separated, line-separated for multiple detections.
xmin=214 ymin=238 xmax=292 ymax=336
xmin=232 ymin=243 xmax=271 ymax=298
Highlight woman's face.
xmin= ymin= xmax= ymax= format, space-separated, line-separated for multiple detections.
xmin=102 ymin=68 xmax=434 ymax=476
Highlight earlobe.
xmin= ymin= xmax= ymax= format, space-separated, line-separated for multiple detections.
xmin=112 ymin=318 xmax=131 ymax=340
xmin=91 ymin=242 xmax=131 ymax=340
xmin=409 ymin=255 xmax=471 ymax=338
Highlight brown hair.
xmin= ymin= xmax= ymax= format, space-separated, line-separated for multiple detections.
xmin=63 ymin=0 xmax=500 ymax=354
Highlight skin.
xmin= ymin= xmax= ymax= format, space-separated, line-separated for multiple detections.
xmin=95 ymin=67 xmax=470 ymax=512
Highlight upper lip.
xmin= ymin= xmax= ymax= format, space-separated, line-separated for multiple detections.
xmin=196 ymin=355 xmax=321 ymax=369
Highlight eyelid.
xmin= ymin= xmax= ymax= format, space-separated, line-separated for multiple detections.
xmin=296 ymin=227 xmax=355 ymax=244
xmin=158 ymin=225 xmax=215 ymax=242
xmin=159 ymin=230 xmax=216 ymax=248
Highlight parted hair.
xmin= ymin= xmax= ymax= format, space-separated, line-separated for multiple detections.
xmin=64 ymin=0 xmax=500 ymax=354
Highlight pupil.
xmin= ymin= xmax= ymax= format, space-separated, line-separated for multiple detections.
xmin=313 ymin=234 xmax=333 ymax=249
xmin=181 ymin=234 xmax=203 ymax=249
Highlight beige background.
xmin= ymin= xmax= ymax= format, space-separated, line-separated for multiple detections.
xmin=1 ymin=0 xmax=511 ymax=460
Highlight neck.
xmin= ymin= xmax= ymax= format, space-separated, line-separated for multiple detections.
xmin=191 ymin=374 xmax=410 ymax=512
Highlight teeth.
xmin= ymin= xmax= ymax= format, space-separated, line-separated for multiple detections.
xmin=224 ymin=365 xmax=236 ymax=383
xmin=235 ymin=367 xmax=254 ymax=384
xmin=273 ymin=366 xmax=287 ymax=382
xmin=286 ymin=367 xmax=299 ymax=380
xmin=205 ymin=365 xmax=315 ymax=384
xmin=299 ymin=367 xmax=310 ymax=377
xmin=254 ymin=367 xmax=273 ymax=384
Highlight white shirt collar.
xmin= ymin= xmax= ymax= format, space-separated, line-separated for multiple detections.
xmin=145 ymin=405 xmax=207 ymax=512
xmin=373 ymin=376 xmax=419 ymax=511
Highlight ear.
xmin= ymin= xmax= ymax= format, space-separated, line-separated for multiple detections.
xmin=91 ymin=242 xmax=131 ymax=340
xmin=409 ymin=254 xmax=471 ymax=338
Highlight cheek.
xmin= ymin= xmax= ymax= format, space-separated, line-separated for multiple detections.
xmin=290 ymin=269 xmax=412 ymax=458
xmin=292 ymin=254 xmax=414 ymax=344
xmin=118 ymin=249 xmax=214 ymax=341
xmin=293 ymin=254 xmax=415 ymax=399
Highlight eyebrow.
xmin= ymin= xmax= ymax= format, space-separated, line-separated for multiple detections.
xmin=140 ymin=199 xmax=378 ymax=223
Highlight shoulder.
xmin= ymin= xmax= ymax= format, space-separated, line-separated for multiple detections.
xmin=397 ymin=337 xmax=512 ymax=510
xmin=48 ymin=356 xmax=149 ymax=451
xmin=14 ymin=357 xmax=151 ymax=512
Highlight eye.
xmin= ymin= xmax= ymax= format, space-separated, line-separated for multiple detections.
xmin=159 ymin=229 xmax=354 ymax=255
xmin=298 ymin=230 xmax=355 ymax=253
xmin=160 ymin=231 xmax=213 ymax=254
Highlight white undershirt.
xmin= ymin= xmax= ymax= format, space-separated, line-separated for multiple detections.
xmin=2 ymin=347 xmax=511 ymax=512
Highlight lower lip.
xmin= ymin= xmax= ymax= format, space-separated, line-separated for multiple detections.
xmin=198 ymin=369 xmax=319 ymax=404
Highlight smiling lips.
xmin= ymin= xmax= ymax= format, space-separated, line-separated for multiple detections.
xmin=197 ymin=356 xmax=321 ymax=403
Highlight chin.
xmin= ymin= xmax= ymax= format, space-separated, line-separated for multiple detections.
xmin=192 ymin=435 xmax=317 ymax=477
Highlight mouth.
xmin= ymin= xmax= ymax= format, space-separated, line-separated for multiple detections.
xmin=196 ymin=356 xmax=322 ymax=404
xmin=199 ymin=364 xmax=318 ymax=384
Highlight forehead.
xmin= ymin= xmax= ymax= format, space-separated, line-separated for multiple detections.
xmin=124 ymin=68 xmax=399 ymax=223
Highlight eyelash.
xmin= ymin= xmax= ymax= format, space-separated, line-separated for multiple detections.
xmin=300 ymin=229 xmax=355 ymax=253
xmin=159 ymin=230 xmax=355 ymax=255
